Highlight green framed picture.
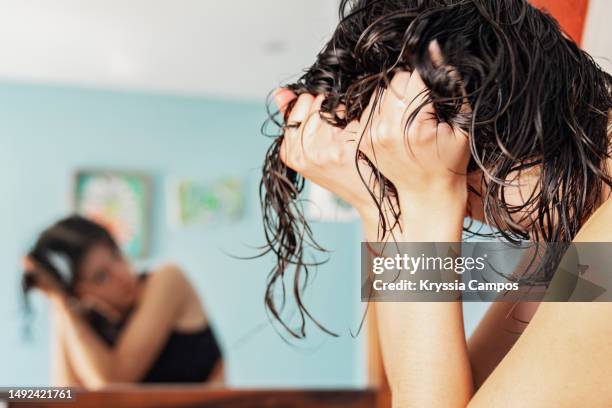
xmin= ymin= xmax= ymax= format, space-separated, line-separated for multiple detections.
xmin=73 ymin=170 xmax=151 ymax=258
xmin=167 ymin=177 xmax=245 ymax=227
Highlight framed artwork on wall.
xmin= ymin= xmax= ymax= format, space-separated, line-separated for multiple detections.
xmin=73 ymin=169 xmax=151 ymax=258
xmin=166 ymin=177 xmax=245 ymax=227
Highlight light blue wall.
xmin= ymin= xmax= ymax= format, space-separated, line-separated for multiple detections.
xmin=0 ymin=82 xmax=367 ymax=387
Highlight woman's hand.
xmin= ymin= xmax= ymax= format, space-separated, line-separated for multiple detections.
xmin=353 ymin=41 xmax=471 ymax=226
xmin=358 ymin=68 xmax=470 ymax=217
xmin=274 ymin=89 xmax=397 ymax=228
xmin=80 ymin=294 xmax=123 ymax=324
xmin=22 ymin=256 xmax=66 ymax=301
xmin=23 ymin=256 xmax=120 ymax=321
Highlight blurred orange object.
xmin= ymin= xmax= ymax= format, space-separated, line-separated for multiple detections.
xmin=529 ymin=0 xmax=589 ymax=44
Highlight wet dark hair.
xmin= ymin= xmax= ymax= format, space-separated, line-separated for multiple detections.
xmin=260 ymin=0 xmax=612 ymax=337
xmin=22 ymin=215 xmax=120 ymax=298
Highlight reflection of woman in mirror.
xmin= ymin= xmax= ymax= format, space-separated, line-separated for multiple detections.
xmin=261 ymin=0 xmax=612 ymax=406
xmin=22 ymin=215 xmax=223 ymax=388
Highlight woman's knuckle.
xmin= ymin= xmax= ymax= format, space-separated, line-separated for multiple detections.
xmin=329 ymin=146 xmax=344 ymax=164
xmin=408 ymin=122 xmax=433 ymax=145
xmin=371 ymin=121 xmax=390 ymax=146
xmin=293 ymin=152 xmax=305 ymax=170
xmin=311 ymin=151 xmax=325 ymax=167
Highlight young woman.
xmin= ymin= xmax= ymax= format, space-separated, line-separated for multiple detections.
xmin=23 ymin=216 xmax=223 ymax=388
xmin=262 ymin=0 xmax=612 ymax=406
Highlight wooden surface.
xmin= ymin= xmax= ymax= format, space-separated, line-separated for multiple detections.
xmin=3 ymin=386 xmax=376 ymax=408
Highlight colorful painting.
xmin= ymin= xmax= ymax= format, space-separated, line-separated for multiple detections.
xmin=74 ymin=170 xmax=151 ymax=258
xmin=167 ymin=178 xmax=245 ymax=226
xmin=306 ymin=183 xmax=358 ymax=222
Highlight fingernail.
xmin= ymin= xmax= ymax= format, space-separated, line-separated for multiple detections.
xmin=273 ymin=88 xmax=295 ymax=112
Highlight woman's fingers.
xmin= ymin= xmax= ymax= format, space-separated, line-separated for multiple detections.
xmin=400 ymin=69 xmax=433 ymax=134
xmin=427 ymin=40 xmax=470 ymax=115
xmin=383 ymin=71 xmax=412 ymax=114
xmin=287 ymin=93 xmax=315 ymax=126
xmin=405 ymin=68 xmax=469 ymax=169
xmin=359 ymin=87 xmax=381 ymax=128
xmin=404 ymin=73 xmax=438 ymax=156
xmin=280 ymin=93 xmax=336 ymax=171
xmin=302 ymin=94 xmax=325 ymax=141
xmin=23 ymin=258 xmax=65 ymax=296
xmin=279 ymin=93 xmax=314 ymax=167
xmin=301 ymin=95 xmax=328 ymax=164
xmin=358 ymin=72 xmax=416 ymax=162
xmin=23 ymin=256 xmax=37 ymax=273
xmin=355 ymin=64 xmax=472 ymax=189
xmin=376 ymin=72 xmax=415 ymax=149
xmin=403 ymin=58 xmax=470 ymax=171
xmin=273 ymin=88 xmax=297 ymax=114
xmin=343 ymin=119 xmax=361 ymax=140
xmin=357 ymin=88 xmax=384 ymax=163
xmin=428 ymin=40 xmax=445 ymax=68
xmin=335 ymin=103 xmax=347 ymax=120
xmin=436 ymin=122 xmax=471 ymax=174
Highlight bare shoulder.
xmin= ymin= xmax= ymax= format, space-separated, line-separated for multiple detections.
xmin=472 ymin=302 xmax=612 ymax=407
xmin=152 ymin=263 xmax=188 ymax=281
xmin=471 ymin=198 xmax=612 ymax=406
xmin=147 ymin=264 xmax=206 ymax=329
xmin=574 ymin=196 xmax=612 ymax=242
xmin=143 ymin=264 xmax=192 ymax=297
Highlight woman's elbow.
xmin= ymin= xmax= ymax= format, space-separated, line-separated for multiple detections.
xmin=81 ymin=363 xmax=137 ymax=389
xmin=207 ymin=361 xmax=225 ymax=385
xmin=78 ymin=374 xmax=113 ymax=390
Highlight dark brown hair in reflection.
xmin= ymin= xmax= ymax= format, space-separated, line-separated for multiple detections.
xmin=23 ymin=215 xmax=223 ymax=385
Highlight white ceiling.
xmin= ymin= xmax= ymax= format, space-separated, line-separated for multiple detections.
xmin=0 ymin=0 xmax=339 ymax=101
xmin=0 ymin=1 xmax=608 ymax=102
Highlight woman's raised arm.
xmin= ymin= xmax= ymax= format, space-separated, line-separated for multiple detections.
xmin=52 ymin=265 xmax=190 ymax=388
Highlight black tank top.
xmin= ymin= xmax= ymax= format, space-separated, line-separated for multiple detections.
xmin=86 ymin=273 xmax=222 ymax=383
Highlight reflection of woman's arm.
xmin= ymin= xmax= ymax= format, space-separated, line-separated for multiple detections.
xmin=206 ymin=361 xmax=225 ymax=385
xmin=50 ymin=306 xmax=81 ymax=386
xmin=51 ymin=265 xmax=189 ymax=388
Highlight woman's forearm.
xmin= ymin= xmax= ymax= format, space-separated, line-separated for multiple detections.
xmin=376 ymin=302 xmax=472 ymax=407
xmin=50 ymin=306 xmax=82 ymax=386
xmin=362 ymin=197 xmax=473 ymax=407
xmin=52 ymin=296 xmax=116 ymax=388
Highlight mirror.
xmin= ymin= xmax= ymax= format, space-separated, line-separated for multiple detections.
xmin=0 ymin=0 xmax=368 ymax=399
